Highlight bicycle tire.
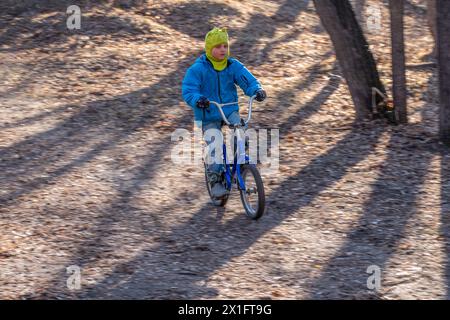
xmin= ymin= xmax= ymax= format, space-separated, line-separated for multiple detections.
xmin=239 ymin=164 xmax=265 ymax=220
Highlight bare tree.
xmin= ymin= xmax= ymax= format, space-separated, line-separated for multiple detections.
xmin=389 ymin=0 xmax=407 ymax=124
xmin=313 ymin=0 xmax=387 ymax=121
xmin=437 ymin=0 xmax=450 ymax=145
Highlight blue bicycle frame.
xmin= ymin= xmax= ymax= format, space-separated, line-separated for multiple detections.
xmin=222 ymin=137 xmax=250 ymax=191
xmin=209 ymin=96 xmax=256 ymax=193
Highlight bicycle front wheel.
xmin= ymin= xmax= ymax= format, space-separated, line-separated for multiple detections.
xmin=239 ymin=164 xmax=265 ymax=220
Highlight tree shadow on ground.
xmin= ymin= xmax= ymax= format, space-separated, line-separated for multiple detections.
xmin=0 ymin=49 xmax=202 ymax=207
xmin=441 ymin=148 xmax=450 ymax=299
xmin=34 ymin=28 xmax=346 ymax=297
xmin=0 ymin=0 xmax=155 ymax=52
xmin=39 ymin=50 xmax=379 ymax=296
xmin=1 ymin=0 xmax=311 ymax=209
xmin=306 ymin=63 xmax=447 ymax=299
xmin=423 ymin=67 xmax=450 ymax=299
xmin=151 ymin=0 xmax=312 ymax=66
xmin=62 ymin=120 xmax=385 ymax=299
xmin=15 ymin=0 xmax=383 ymax=299
xmin=307 ymin=127 xmax=438 ymax=299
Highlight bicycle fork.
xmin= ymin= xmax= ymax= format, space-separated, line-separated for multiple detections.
xmin=223 ymin=129 xmax=247 ymax=191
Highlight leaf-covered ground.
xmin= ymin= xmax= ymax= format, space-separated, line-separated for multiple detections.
xmin=1 ymin=0 xmax=449 ymax=299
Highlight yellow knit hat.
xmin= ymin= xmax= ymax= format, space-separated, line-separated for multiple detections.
xmin=205 ymin=27 xmax=230 ymax=71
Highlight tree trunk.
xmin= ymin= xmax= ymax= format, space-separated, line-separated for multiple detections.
xmin=351 ymin=0 xmax=366 ymax=24
xmin=427 ymin=0 xmax=437 ymax=55
xmin=313 ymin=0 xmax=386 ymax=121
xmin=437 ymin=0 xmax=450 ymax=145
xmin=389 ymin=0 xmax=407 ymax=124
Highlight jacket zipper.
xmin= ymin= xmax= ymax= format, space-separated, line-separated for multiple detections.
xmin=216 ymin=71 xmax=222 ymax=103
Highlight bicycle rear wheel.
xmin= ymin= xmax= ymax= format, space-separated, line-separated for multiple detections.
xmin=239 ymin=164 xmax=265 ymax=220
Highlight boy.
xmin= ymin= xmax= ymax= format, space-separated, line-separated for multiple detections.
xmin=182 ymin=27 xmax=266 ymax=199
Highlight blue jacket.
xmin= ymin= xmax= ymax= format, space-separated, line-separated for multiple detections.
xmin=182 ymin=54 xmax=262 ymax=123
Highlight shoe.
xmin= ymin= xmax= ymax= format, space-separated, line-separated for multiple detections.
xmin=211 ymin=182 xmax=228 ymax=199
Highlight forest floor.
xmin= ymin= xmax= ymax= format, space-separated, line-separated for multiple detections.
xmin=1 ymin=0 xmax=449 ymax=299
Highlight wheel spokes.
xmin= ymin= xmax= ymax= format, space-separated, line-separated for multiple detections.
xmin=242 ymin=172 xmax=259 ymax=214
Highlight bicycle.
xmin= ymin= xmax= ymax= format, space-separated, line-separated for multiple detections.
xmin=203 ymin=96 xmax=266 ymax=220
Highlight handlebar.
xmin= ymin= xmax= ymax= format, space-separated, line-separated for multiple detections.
xmin=209 ymin=95 xmax=256 ymax=127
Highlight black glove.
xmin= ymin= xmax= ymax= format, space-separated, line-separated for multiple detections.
xmin=196 ymin=96 xmax=210 ymax=109
xmin=255 ymin=89 xmax=266 ymax=102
